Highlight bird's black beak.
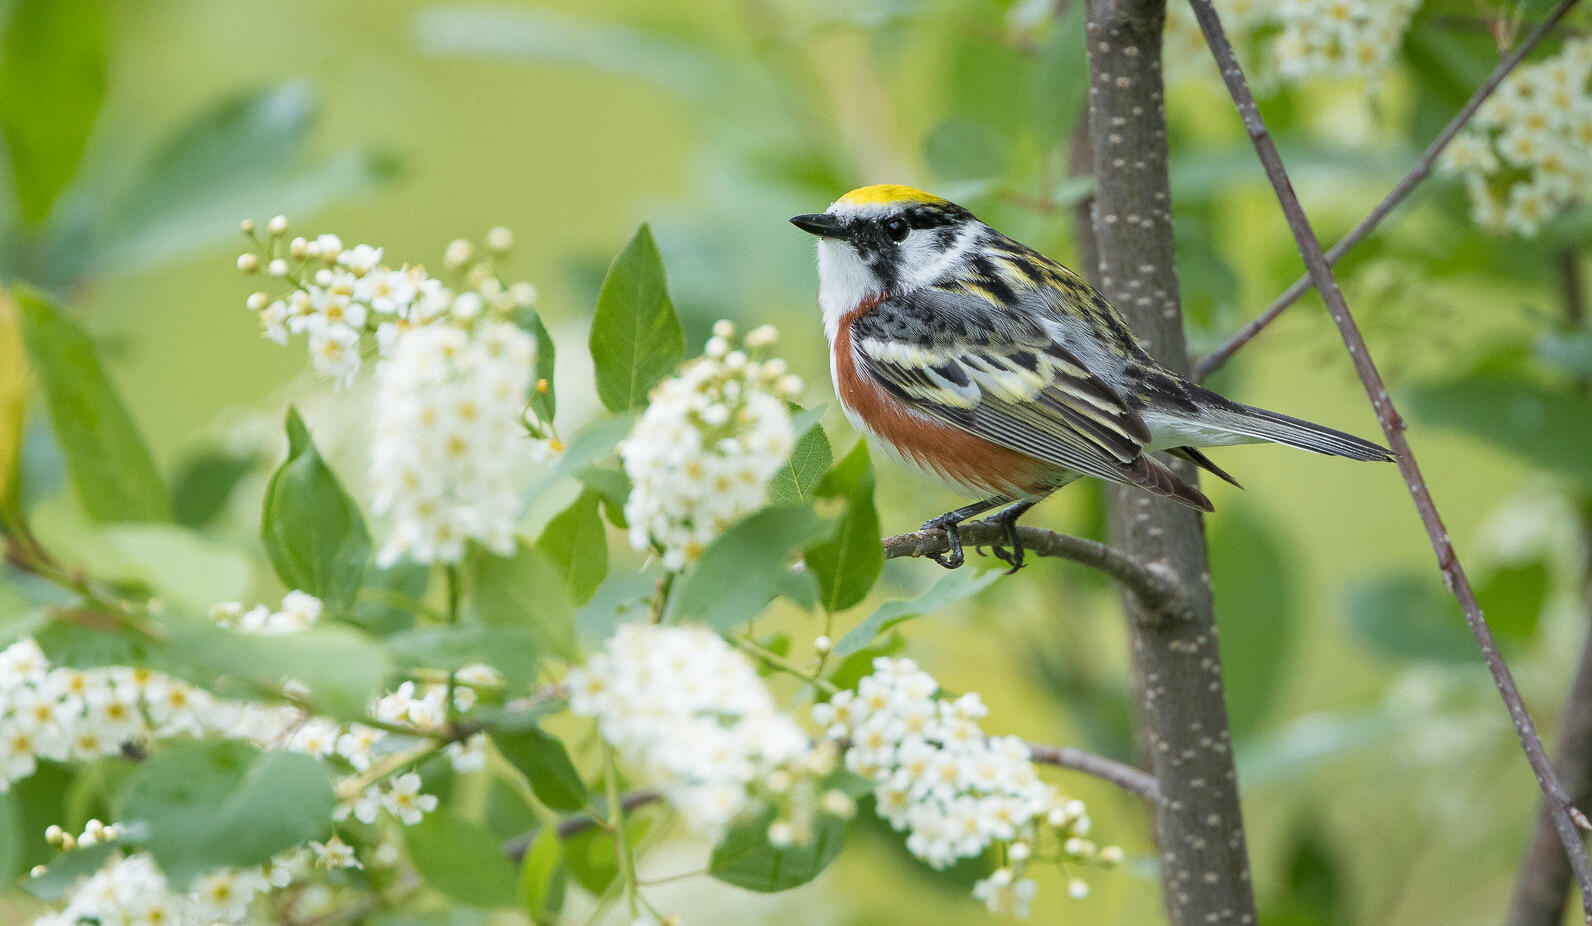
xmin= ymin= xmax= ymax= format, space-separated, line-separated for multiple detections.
xmin=789 ymin=213 xmax=850 ymax=239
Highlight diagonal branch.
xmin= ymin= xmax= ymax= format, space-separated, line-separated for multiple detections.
xmin=1185 ymin=3 xmax=1592 ymax=921
xmin=882 ymin=522 xmax=1184 ymax=616
xmin=1026 ymin=740 xmax=1162 ymax=803
xmin=1192 ymin=0 xmax=1583 ymax=383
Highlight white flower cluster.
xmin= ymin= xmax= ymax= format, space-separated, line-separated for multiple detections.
xmin=567 ymin=624 xmax=837 ymax=839
xmin=0 ymin=594 xmax=323 ymax=791
xmin=620 ymin=321 xmax=802 ymax=570
xmin=33 ymin=821 xmax=310 ymax=926
xmin=816 ymin=658 xmax=1117 ymax=918
xmin=236 ymin=217 xmax=536 ymax=386
xmin=1164 ymin=0 xmax=1419 ymax=87
xmin=1441 ymin=38 xmax=1592 ymax=236
xmin=237 ymin=217 xmax=549 ymax=566
xmin=370 ymin=318 xmax=535 ymax=566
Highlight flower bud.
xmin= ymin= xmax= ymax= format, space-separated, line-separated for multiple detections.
xmin=443 ymin=238 xmax=473 ymax=269
xmin=1098 ymin=845 xmax=1124 ymax=866
xmin=267 ymin=215 xmax=289 ymax=235
xmin=239 ymin=218 xmax=256 ymax=234
xmin=1009 ymin=841 xmax=1031 ymax=862
xmin=289 ymin=236 xmax=309 ymax=258
xmin=268 ymin=258 xmax=289 ymax=278
xmin=712 ymin=319 xmax=736 ymax=338
xmin=237 ymin=253 xmax=260 ymax=273
xmin=1068 ymin=878 xmax=1090 ymax=900
xmin=485 ymin=226 xmax=514 ymax=252
xmin=510 ymin=281 xmax=537 ymax=306
xmin=767 ymin=820 xmax=794 ymax=847
xmin=813 ymin=634 xmax=833 ymax=655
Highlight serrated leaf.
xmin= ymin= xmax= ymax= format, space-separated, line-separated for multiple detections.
xmin=589 ymin=224 xmax=683 ymax=412
xmin=0 ymin=0 xmax=106 ymax=225
xmin=536 ymin=490 xmax=607 ymax=605
xmin=768 ymin=406 xmax=832 ymax=506
xmin=470 ymin=542 xmax=577 ymax=661
xmin=17 ymin=289 xmax=170 ymax=521
xmin=259 ymin=407 xmax=370 ymax=610
xmin=668 ymin=507 xmax=832 ymax=630
xmin=405 ymin=809 xmax=520 ymax=908
xmin=495 ymin=726 xmax=587 ymax=812
xmin=804 ymin=442 xmax=883 ymax=613
xmin=116 ymin=741 xmax=334 ymax=886
xmin=833 ymin=568 xmax=1001 ymax=658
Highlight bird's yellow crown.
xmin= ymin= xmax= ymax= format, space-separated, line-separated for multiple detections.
xmin=835 ymin=184 xmax=947 ymax=208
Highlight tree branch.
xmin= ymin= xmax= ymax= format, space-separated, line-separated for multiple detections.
xmin=1082 ymin=2 xmax=1258 ymax=922
xmin=1026 ymin=740 xmax=1162 ymax=803
xmin=502 ymin=790 xmax=665 ymax=863
xmin=1191 ymin=0 xmax=1583 ymax=383
xmin=882 ymin=522 xmax=1184 ymax=616
xmin=1185 ymin=4 xmax=1592 ymax=922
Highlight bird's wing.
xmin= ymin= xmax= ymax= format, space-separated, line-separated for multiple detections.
xmin=851 ymin=288 xmax=1211 ymax=510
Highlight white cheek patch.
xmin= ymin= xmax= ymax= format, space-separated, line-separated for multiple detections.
xmin=897 ymin=224 xmax=978 ymax=290
xmin=815 ymin=239 xmax=880 ymax=341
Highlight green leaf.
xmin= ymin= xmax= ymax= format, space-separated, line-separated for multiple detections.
xmin=116 ymin=740 xmax=334 ymax=886
xmin=516 ymin=307 xmax=558 ymax=425
xmin=1028 ymin=0 xmax=1088 ymax=151
xmin=517 ymin=827 xmax=563 ymax=917
xmin=1477 ymin=560 xmax=1548 ymax=646
xmin=405 ymin=808 xmax=520 ymax=908
xmin=90 ymin=85 xmax=394 ymax=276
xmin=563 ymin=814 xmax=653 ymax=895
xmin=574 ymin=465 xmax=630 ymax=528
xmin=0 ymin=789 xmax=17 ymax=885
xmin=470 ymin=542 xmax=577 ymax=661
xmin=1341 ymin=573 xmax=1473 ymax=663
xmin=171 ymin=448 xmax=259 ymax=528
xmin=768 ymin=407 xmax=832 ymax=507
xmin=0 ymin=0 xmax=106 ymax=225
xmin=260 ymin=407 xmax=370 ymax=610
xmin=1209 ymin=506 xmax=1298 ymax=739
xmin=162 ymin=617 xmax=393 ymax=721
xmin=535 ymin=491 xmax=607 ymax=606
xmin=923 ymin=118 xmax=1009 ymax=182
xmin=495 ymin=726 xmax=587 ymax=812
xmin=17 ymin=289 xmax=170 ymax=521
xmin=347 ymin=561 xmax=429 ymax=636
xmin=668 ymin=507 xmax=832 ymax=630
xmin=386 ymin=624 xmax=542 ymax=694
xmin=589 ymin=223 xmax=684 ymax=412
xmin=525 ymin=414 xmax=635 ymax=502
xmin=709 ymin=781 xmax=860 ymax=892
xmin=1406 ymin=374 xmax=1592 ymax=489
xmin=22 ymin=840 xmax=120 ymax=900
xmin=833 ymin=568 xmax=1001 ymax=658
xmin=804 ymin=442 xmax=883 ymax=613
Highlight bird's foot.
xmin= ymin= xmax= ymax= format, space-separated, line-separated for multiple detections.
xmin=984 ymin=501 xmax=1036 ymax=575
xmin=921 ymin=513 xmax=967 ymax=570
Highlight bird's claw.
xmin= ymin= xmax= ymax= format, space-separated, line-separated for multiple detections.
xmin=923 ymin=517 xmax=966 ymax=569
xmin=986 ymin=515 xmax=1027 ymax=574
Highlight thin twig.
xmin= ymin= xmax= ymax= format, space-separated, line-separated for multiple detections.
xmin=882 ymin=522 xmax=1184 ymax=617
xmin=1192 ymin=0 xmax=1583 ymax=383
xmin=502 ymin=790 xmax=666 ymax=863
xmin=1026 ymin=741 xmax=1162 ymax=803
xmin=1186 ymin=3 xmax=1592 ymax=921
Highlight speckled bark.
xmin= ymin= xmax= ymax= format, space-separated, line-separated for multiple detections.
xmin=1080 ymin=2 xmax=1257 ymax=923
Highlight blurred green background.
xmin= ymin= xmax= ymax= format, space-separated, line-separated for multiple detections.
xmin=6 ymin=0 xmax=1592 ymax=922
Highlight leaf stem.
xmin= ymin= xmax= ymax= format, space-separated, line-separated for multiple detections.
xmin=605 ymin=746 xmax=642 ymax=919
xmin=444 ymin=564 xmax=462 ymax=624
xmin=727 ymin=634 xmax=838 ymax=695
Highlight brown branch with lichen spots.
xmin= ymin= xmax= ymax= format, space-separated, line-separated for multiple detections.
xmin=882 ymin=522 xmax=1184 ymax=617
xmin=1185 ymin=2 xmax=1592 ymax=921
xmin=1192 ymin=0 xmax=1583 ymax=383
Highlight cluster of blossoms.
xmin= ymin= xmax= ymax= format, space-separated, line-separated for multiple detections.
xmin=1441 ymin=37 xmax=1592 ymax=236
xmin=815 ymin=658 xmax=1118 ymax=918
xmin=567 ymin=624 xmax=848 ymax=842
xmin=0 ymin=593 xmax=330 ymax=790
xmin=620 ymin=322 xmax=802 ymax=570
xmin=1164 ymin=0 xmax=1420 ymax=87
xmin=16 ymin=591 xmax=502 ymax=922
xmin=34 ymin=822 xmax=366 ymax=926
xmin=237 ymin=217 xmax=549 ymax=566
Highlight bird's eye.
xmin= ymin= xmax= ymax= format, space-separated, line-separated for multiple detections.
xmin=884 ymin=217 xmax=910 ymax=242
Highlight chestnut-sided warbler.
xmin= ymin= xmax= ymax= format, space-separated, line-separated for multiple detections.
xmin=791 ymin=184 xmax=1390 ymax=571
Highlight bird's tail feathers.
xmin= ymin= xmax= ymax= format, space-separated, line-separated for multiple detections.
xmin=1205 ymin=402 xmax=1392 ymax=462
